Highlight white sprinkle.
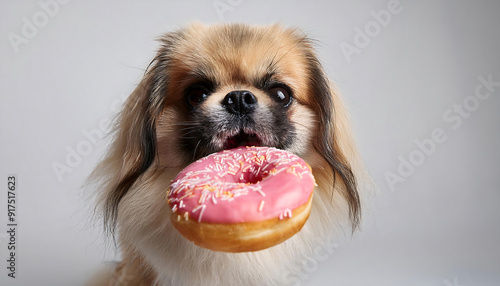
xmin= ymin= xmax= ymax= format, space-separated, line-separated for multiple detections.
xmin=192 ymin=204 xmax=206 ymax=223
xmin=243 ymin=152 xmax=251 ymax=160
xmin=255 ymin=188 xmax=266 ymax=197
xmin=199 ymin=192 xmax=207 ymax=204
xmin=258 ymin=200 xmax=265 ymax=212
xmin=272 ymin=168 xmax=286 ymax=176
xmin=172 ymin=185 xmax=184 ymax=194
xmin=215 ymin=163 xmax=223 ymax=172
xmin=262 ymin=163 xmax=271 ymax=171
xmin=284 ymin=208 xmax=292 ymax=218
xmin=171 ymin=204 xmax=178 ymax=212
xmin=192 ymin=205 xmax=203 ymax=212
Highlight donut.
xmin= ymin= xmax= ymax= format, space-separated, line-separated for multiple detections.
xmin=166 ymin=146 xmax=315 ymax=252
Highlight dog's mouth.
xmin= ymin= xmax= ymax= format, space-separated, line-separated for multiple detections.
xmin=223 ymin=130 xmax=262 ymax=150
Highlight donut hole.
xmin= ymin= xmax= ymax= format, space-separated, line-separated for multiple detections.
xmin=237 ymin=164 xmax=275 ymax=185
xmin=245 ymin=171 xmax=266 ymax=184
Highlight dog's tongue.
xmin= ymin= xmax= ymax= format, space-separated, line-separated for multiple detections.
xmin=223 ymin=132 xmax=261 ymax=149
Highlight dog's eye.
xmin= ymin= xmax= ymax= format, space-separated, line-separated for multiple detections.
xmin=187 ymin=88 xmax=209 ymax=107
xmin=269 ymin=87 xmax=292 ymax=107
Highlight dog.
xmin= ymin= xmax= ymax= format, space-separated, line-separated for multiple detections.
xmin=88 ymin=22 xmax=366 ymax=286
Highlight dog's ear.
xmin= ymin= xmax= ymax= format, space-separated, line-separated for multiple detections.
xmin=305 ymin=53 xmax=362 ymax=231
xmin=93 ymin=32 xmax=183 ymax=235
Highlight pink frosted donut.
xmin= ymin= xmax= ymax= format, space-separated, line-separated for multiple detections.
xmin=167 ymin=146 xmax=315 ymax=252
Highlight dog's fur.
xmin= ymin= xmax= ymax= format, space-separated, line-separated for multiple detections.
xmin=88 ymin=23 xmax=366 ymax=286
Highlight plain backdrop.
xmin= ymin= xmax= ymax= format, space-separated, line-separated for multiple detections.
xmin=1 ymin=1 xmax=499 ymax=285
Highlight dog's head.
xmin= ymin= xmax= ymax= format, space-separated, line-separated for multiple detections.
xmin=96 ymin=23 xmax=361 ymax=239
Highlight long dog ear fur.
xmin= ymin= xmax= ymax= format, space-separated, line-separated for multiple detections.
xmin=91 ymin=32 xmax=182 ymax=236
xmin=304 ymin=52 xmax=362 ymax=231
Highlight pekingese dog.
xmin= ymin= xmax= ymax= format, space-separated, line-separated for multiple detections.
xmin=89 ymin=22 xmax=366 ymax=286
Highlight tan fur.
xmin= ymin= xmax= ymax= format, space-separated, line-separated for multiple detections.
xmin=88 ymin=23 xmax=367 ymax=286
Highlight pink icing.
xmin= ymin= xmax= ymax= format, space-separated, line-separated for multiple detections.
xmin=167 ymin=146 xmax=315 ymax=224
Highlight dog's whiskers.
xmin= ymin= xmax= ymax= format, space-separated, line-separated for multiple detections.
xmin=174 ymin=121 xmax=199 ymax=127
xmin=181 ymin=129 xmax=198 ymax=135
xmin=192 ymin=139 xmax=202 ymax=161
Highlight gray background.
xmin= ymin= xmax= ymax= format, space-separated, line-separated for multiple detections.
xmin=1 ymin=0 xmax=499 ymax=285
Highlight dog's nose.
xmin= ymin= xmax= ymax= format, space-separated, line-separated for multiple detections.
xmin=223 ymin=90 xmax=258 ymax=115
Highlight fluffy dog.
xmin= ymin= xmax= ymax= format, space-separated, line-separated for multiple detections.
xmin=89 ymin=22 xmax=366 ymax=286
